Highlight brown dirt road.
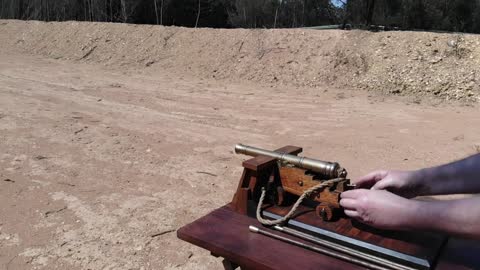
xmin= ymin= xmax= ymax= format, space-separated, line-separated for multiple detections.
xmin=1 ymin=52 xmax=480 ymax=269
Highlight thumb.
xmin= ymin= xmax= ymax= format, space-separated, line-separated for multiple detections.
xmin=371 ymin=180 xmax=388 ymax=190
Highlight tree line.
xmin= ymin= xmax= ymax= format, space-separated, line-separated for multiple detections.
xmin=0 ymin=0 xmax=479 ymax=33
xmin=0 ymin=0 xmax=339 ymax=28
xmin=345 ymin=0 xmax=480 ymax=33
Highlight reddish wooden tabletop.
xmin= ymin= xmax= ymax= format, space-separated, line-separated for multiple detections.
xmin=177 ymin=205 xmax=480 ymax=270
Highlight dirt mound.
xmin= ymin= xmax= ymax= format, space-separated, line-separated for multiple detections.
xmin=1 ymin=20 xmax=479 ymax=102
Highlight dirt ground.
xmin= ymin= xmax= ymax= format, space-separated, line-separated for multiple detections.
xmin=1 ymin=21 xmax=480 ymax=270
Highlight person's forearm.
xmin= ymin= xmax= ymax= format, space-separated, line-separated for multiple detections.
xmin=414 ymin=154 xmax=480 ymax=196
xmin=408 ymin=197 xmax=480 ymax=239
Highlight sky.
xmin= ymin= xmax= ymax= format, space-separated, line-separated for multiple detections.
xmin=331 ymin=0 xmax=345 ymax=7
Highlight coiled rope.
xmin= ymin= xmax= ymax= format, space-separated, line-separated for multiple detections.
xmin=256 ymin=178 xmax=345 ymax=226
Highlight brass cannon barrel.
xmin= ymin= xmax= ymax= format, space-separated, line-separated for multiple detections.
xmin=235 ymin=144 xmax=347 ymax=178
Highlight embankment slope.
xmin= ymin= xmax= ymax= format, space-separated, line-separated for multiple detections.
xmin=1 ymin=20 xmax=479 ymax=101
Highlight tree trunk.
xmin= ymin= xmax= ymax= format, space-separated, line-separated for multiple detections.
xmin=89 ymin=0 xmax=93 ymax=21
xmin=46 ymin=0 xmax=50 ymax=21
xmin=88 ymin=0 xmax=92 ymax=21
xmin=121 ymin=0 xmax=127 ymax=22
xmin=273 ymin=6 xmax=278 ymax=28
xmin=366 ymin=0 xmax=375 ymax=25
xmin=154 ymin=0 xmax=159 ymax=24
xmin=160 ymin=0 xmax=163 ymax=25
xmin=84 ymin=0 xmax=88 ymax=21
xmin=292 ymin=2 xmax=296 ymax=27
xmin=195 ymin=0 xmax=200 ymax=28
xmin=243 ymin=6 xmax=247 ymax=27
xmin=31 ymin=0 xmax=38 ymax=20
xmin=442 ymin=0 xmax=448 ymax=17
xmin=87 ymin=0 xmax=90 ymax=21
xmin=302 ymin=0 xmax=305 ymax=27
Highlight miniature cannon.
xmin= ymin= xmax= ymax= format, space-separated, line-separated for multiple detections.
xmin=233 ymin=144 xmax=352 ymax=221
xmin=178 ymin=144 xmax=452 ymax=270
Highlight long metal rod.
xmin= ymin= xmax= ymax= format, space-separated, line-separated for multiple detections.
xmin=274 ymin=226 xmax=416 ymax=270
xmin=263 ymin=211 xmax=429 ymax=269
xmin=249 ymin=225 xmax=390 ymax=270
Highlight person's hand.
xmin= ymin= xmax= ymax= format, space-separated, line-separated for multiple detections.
xmin=340 ymin=189 xmax=418 ymax=230
xmin=355 ymin=170 xmax=426 ymax=198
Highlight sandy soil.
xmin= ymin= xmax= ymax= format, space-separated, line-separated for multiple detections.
xmin=1 ymin=21 xmax=480 ymax=270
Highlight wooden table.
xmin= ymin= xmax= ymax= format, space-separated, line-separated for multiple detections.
xmin=177 ymin=205 xmax=480 ymax=270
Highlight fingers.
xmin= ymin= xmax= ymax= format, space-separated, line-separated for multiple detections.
xmin=340 ymin=189 xmax=369 ymax=199
xmin=371 ymin=180 xmax=388 ymax=190
xmin=340 ymin=191 xmax=363 ymax=220
xmin=344 ymin=210 xmax=360 ymax=219
xmin=354 ymin=170 xmax=387 ymax=189
xmin=339 ymin=198 xmax=357 ymax=210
